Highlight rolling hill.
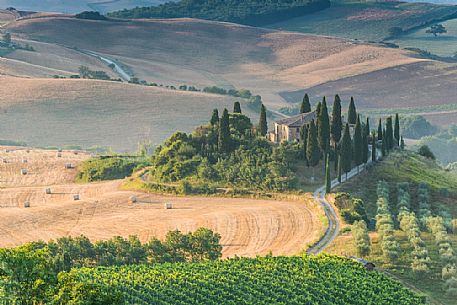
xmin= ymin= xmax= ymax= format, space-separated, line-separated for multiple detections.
xmin=3 ymin=14 xmax=457 ymax=150
xmin=0 ymin=1 xmax=167 ymax=14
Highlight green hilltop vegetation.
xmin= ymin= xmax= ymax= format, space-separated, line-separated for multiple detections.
xmin=107 ymin=0 xmax=331 ymax=26
xmin=19 ymin=255 xmax=427 ymax=305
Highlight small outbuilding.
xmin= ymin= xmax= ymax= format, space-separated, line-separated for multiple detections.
xmin=349 ymin=256 xmax=376 ymax=271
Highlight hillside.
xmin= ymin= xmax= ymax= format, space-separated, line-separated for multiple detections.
xmin=0 ymin=1 xmax=167 ymax=14
xmin=4 ymin=16 xmax=425 ymax=109
xmin=269 ymin=2 xmax=457 ymax=42
xmin=51 ymin=255 xmax=426 ymax=304
xmin=0 ymin=77 xmax=254 ymax=151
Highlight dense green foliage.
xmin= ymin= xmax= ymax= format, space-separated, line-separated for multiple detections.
xmin=334 ymin=192 xmax=368 ymax=225
xmin=0 ymin=229 xmax=221 ymax=304
xmin=108 ymin=0 xmax=331 ymax=26
xmin=77 ymin=157 xmax=149 ymax=182
xmin=300 ymin=93 xmax=311 ymax=113
xmin=401 ymin=115 xmax=438 ymax=139
xmin=54 ymin=255 xmax=425 ymax=305
xmin=75 ymin=11 xmax=108 ymax=20
xmin=149 ymin=107 xmax=301 ymax=191
xmin=352 ymin=220 xmax=370 ymax=257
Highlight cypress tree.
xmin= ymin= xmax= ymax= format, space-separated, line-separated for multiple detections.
xmin=218 ymin=108 xmax=230 ymax=153
xmin=394 ymin=113 xmax=400 ymax=147
xmin=325 ymin=155 xmax=331 ymax=194
xmin=400 ymin=136 xmax=405 ymax=150
xmin=340 ymin=123 xmax=352 ymax=179
xmin=318 ymin=98 xmax=330 ymax=154
xmin=307 ymin=119 xmax=320 ymax=168
xmin=353 ymin=115 xmax=363 ymax=169
xmin=301 ymin=125 xmax=308 ymax=163
xmin=316 ymin=101 xmax=322 ymax=118
xmin=300 ymin=93 xmax=311 ymax=113
xmin=334 ymin=146 xmax=338 ymax=172
xmin=348 ymin=97 xmax=357 ymax=125
xmin=210 ymin=109 xmax=219 ymax=125
xmin=371 ymin=131 xmax=377 ymax=162
xmin=259 ymin=104 xmax=268 ymax=136
xmin=233 ymin=101 xmax=242 ymax=114
xmin=362 ymin=125 xmax=369 ymax=164
xmin=381 ymin=128 xmax=387 ymax=157
xmin=337 ymin=153 xmax=342 ymax=183
xmin=365 ymin=117 xmax=370 ymax=137
xmin=386 ymin=116 xmax=394 ymax=150
xmin=331 ymin=94 xmax=343 ymax=147
xmin=377 ymin=118 xmax=383 ymax=141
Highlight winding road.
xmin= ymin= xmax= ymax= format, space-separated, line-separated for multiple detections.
xmin=308 ymin=156 xmax=374 ymax=254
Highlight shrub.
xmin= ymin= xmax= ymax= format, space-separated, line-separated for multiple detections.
xmin=418 ymin=145 xmax=435 ymax=160
xmin=77 ymin=157 xmax=149 ymax=182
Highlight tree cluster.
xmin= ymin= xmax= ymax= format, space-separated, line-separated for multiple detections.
xmin=352 ymin=220 xmax=371 ymax=257
xmin=108 ymin=0 xmax=331 ymax=27
xmin=0 ymin=228 xmax=222 ymax=304
xmin=375 ymin=181 xmax=401 ymax=263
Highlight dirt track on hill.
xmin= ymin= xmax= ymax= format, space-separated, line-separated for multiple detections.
xmin=0 ymin=147 xmax=321 ymax=258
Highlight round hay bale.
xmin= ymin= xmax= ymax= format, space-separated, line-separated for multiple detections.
xmin=56 ymin=152 xmax=62 ymax=158
xmin=129 ymin=196 xmax=138 ymax=203
xmin=64 ymin=163 xmax=73 ymax=169
xmin=73 ymin=151 xmax=79 ymax=155
xmin=73 ymin=194 xmax=80 ymax=201
xmin=2 ymin=159 xmax=7 ymax=163
xmin=20 ymin=168 xmax=28 ymax=175
xmin=45 ymin=188 xmax=51 ymax=194
xmin=22 ymin=158 xmax=27 ymax=163
xmin=24 ymin=201 xmax=30 ymax=208
xmin=164 ymin=202 xmax=172 ymax=210
xmin=58 ymin=148 xmax=63 ymax=152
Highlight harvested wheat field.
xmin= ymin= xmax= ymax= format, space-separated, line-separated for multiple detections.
xmin=0 ymin=77 xmax=254 ymax=151
xmin=0 ymin=148 xmax=321 ymax=258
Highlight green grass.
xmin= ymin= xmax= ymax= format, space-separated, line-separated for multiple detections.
xmin=268 ymin=2 xmax=457 ymax=41
xmin=336 ymin=150 xmax=457 ymax=218
xmin=390 ymin=18 xmax=457 ymax=57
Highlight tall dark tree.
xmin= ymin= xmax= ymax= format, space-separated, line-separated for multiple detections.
xmin=300 ymin=93 xmax=311 ymax=113
xmin=318 ymin=98 xmax=330 ymax=154
xmin=307 ymin=120 xmax=320 ymax=169
xmin=365 ymin=117 xmax=370 ymax=137
xmin=353 ymin=115 xmax=363 ymax=171
xmin=210 ymin=109 xmax=219 ymax=126
xmin=347 ymin=97 xmax=357 ymax=125
xmin=400 ymin=136 xmax=405 ymax=150
xmin=386 ymin=116 xmax=394 ymax=150
xmin=300 ymin=125 xmax=308 ymax=164
xmin=337 ymin=153 xmax=342 ymax=183
xmin=377 ymin=118 xmax=383 ymax=141
xmin=394 ymin=113 xmax=400 ymax=147
xmin=381 ymin=128 xmax=387 ymax=157
xmin=340 ymin=123 xmax=352 ymax=179
xmin=330 ymin=94 xmax=343 ymax=147
xmin=233 ymin=101 xmax=242 ymax=114
xmin=371 ymin=131 xmax=377 ymax=162
xmin=325 ymin=156 xmax=331 ymax=194
xmin=218 ymin=108 xmax=230 ymax=153
xmin=259 ymin=104 xmax=268 ymax=136
xmin=362 ymin=125 xmax=369 ymax=164
xmin=316 ymin=101 xmax=322 ymax=118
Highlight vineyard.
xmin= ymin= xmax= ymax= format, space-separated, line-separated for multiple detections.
xmin=56 ymin=255 xmax=426 ymax=305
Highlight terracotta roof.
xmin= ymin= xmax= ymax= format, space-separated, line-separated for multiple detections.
xmin=275 ymin=111 xmax=316 ymax=127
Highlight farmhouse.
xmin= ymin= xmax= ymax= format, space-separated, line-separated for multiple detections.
xmin=268 ymin=111 xmax=316 ymax=143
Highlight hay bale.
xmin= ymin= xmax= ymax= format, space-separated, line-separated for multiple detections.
xmin=22 ymin=158 xmax=27 ymax=163
xmin=164 ymin=202 xmax=172 ymax=210
xmin=73 ymin=194 xmax=80 ymax=201
xmin=58 ymin=148 xmax=63 ymax=152
xmin=24 ymin=201 xmax=30 ymax=208
xmin=56 ymin=152 xmax=62 ymax=158
xmin=73 ymin=151 xmax=79 ymax=155
xmin=45 ymin=188 xmax=51 ymax=194
xmin=65 ymin=163 xmax=73 ymax=169
xmin=20 ymin=168 xmax=28 ymax=175
xmin=129 ymin=196 xmax=138 ymax=203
